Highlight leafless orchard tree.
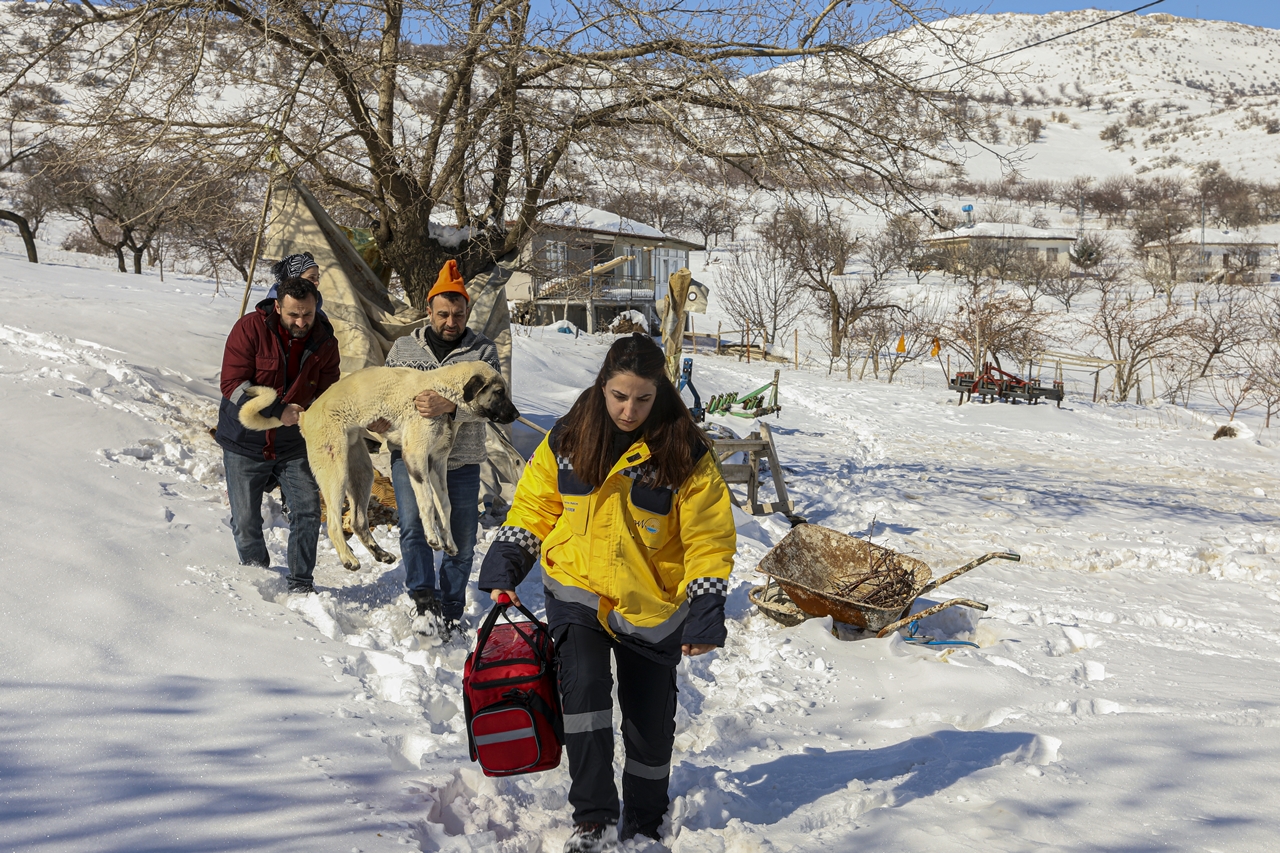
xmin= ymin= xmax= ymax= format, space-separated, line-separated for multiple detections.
xmin=941 ymin=282 xmax=1048 ymax=374
xmin=1084 ymin=272 xmax=1190 ymax=403
xmin=171 ymin=169 xmax=267 ymax=284
xmin=1209 ymin=360 xmax=1256 ymax=423
xmin=42 ymin=140 xmax=205 ymax=274
xmin=5 ymin=0 xmax=994 ymax=307
xmin=0 ymin=85 xmax=55 ymax=263
xmin=766 ymin=203 xmax=899 ymax=366
xmin=1130 ymin=204 xmax=1196 ymax=305
xmin=1243 ymin=291 xmax=1280 ymax=428
xmin=1185 ymin=282 xmax=1261 ymax=380
xmin=717 ymin=238 xmax=808 ymax=348
xmin=680 ymin=192 xmax=746 ymax=248
xmin=847 ymin=310 xmax=892 ymax=379
xmin=939 ymin=240 xmax=1018 ymax=298
xmin=1244 ymin=342 xmax=1280 ymax=429
xmin=1009 ymin=252 xmax=1062 ymax=309
xmin=851 ymin=293 xmax=944 ymax=382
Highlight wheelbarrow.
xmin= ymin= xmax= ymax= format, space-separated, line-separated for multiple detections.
xmin=749 ymin=524 xmax=1019 ymax=638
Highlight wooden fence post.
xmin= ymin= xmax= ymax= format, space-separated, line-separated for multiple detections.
xmin=746 ymin=321 xmax=751 ymax=363
xmin=794 ymin=329 xmax=799 ymax=370
xmin=716 ymin=322 xmax=722 ymax=356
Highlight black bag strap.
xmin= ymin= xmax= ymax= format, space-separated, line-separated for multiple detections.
xmin=523 ymin=688 xmax=565 ymax=745
xmin=474 ymin=594 xmax=554 ymax=668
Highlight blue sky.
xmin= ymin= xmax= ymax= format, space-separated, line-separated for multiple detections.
xmin=966 ymin=1 xmax=1279 ymax=30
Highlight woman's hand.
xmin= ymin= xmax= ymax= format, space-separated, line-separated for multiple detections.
xmin=490 ymin=588 xmax=521 ymax=606
xmin=682 ymin=643 xmax=716 ymax=657
xmin=365 ymin=418 xmax=392 ymax=433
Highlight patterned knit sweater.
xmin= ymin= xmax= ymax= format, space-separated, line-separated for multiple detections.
xmin=384 ymin=326 xmax=502 ymax=469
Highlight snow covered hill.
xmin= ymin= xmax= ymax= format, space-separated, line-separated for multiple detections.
xmin=4 ymin=235 xmax=1280 ymax=851
xmin=910 ymin=10 xmax=1280 ymax=181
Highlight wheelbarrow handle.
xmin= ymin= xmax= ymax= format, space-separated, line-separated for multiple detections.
xmin=876 ymin=598 xmax=989 ymax=639
xmin=919 ymin=551 xmax=1020 ymax=595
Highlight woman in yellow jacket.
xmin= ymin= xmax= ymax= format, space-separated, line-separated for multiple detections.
xmin=480 ymin=333 xmax=736 ymax=853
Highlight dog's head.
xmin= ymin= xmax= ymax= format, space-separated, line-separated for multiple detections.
xmin=463 ymin=371 xmax=520 ymax=425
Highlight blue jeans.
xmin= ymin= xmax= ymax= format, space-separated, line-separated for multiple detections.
xmin=223 ymin=449 xmax=321 ymax=590
xmin=390 ymin=453 xmax=480 ymax=620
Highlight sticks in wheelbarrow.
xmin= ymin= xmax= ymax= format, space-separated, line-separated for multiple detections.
xmin=919 ymin=551 xmax=1020 ymax=595
xmin=876 ymin=598 xmax=989 ymax=639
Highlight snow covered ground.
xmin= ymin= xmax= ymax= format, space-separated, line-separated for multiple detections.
xmin=3 ymin=239 xmax=1280 ymax=853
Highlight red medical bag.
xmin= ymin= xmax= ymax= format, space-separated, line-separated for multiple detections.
xmin=463 ymin=594 xmax=563 ymax=776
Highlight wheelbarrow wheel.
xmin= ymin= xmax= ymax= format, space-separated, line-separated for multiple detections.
xmin=748 ymin=580 xmax=809 ymax=627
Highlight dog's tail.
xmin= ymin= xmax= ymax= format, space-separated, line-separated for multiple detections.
xmin=238 ymin=386 xmax=287 ymax=431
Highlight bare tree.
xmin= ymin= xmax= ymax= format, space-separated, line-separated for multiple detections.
xmin=0 ymin=86 xmax=53 ymax=263
xmin=767 ymin=203 xmax=898 ymax=365
xmin=884 ymin=295 xmax=945 ymax=382
xmin=1209 ymin=361 xmax=1256 ymax=422
xmin=683 ymin=193 xmax=744 ymax=249
xmin=848 ymin=309 xmax=893 ymax=379
xmin=45 ymin=141 xmax=198 ymax=274
xmin=1131 ymin=203 xmax=1195 ymax=303
xmin=171 ymin=169 xmax=264 ymax=284
xmin=8 ymin=0 xmax=994 ymax=308
xmin=1185 ymin=283 xmax=1260 ymax=379
xmin=1010 ymin=252 xmax=1061 ymax=309
xmin=718 ymin=239 xmax=807 ymax=347
xmin=1085 ymin=276 xmax=1190 ymax=403
xmin=939 ymin=240 xmax=1018 ymax=298
xmin=595 ymin=181 xmax=688 ymax=235
xmin=942 ymin=282 xmax=1049 ymax=373
xmin=1244 ymin=342 xmax=1280 ymax=429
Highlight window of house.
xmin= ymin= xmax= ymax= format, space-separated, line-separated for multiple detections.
xmin=651 ymin=246 xmax=688 ymax=301
xmin=542 ymin=240 xmax=567 ymax=276
xmin=1045 ymin=247 xmax=1059 ymax=262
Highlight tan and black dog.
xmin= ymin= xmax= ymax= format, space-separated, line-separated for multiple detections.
xmin=239 ymin=362 xmax=518 ymax=570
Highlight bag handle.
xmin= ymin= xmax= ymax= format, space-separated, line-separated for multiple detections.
xmin=474 ymin=593 xmax=553 ymax=664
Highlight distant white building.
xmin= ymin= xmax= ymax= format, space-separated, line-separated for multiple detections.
xmin=925 ymin=222 xmax=1077 ymax=269
xmin=507 ymin=203 xmax=701 ymax=331
xmin=1142 ymin=229 xmax=1276 ymax=283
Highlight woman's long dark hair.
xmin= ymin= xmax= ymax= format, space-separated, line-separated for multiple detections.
xmin=558 ymin=333 xmax=712 ymax=490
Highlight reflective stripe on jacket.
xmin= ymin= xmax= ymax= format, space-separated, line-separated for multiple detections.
xmin=479 ymin=424 xmax=736 ymax=646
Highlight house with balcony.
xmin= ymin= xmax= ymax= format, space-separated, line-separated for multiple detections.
xmin=506 ymin=203 xmax=703 ymax=332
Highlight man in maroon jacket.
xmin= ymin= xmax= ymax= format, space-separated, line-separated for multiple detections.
xmin=215 ymin=276 xmax=341 ymax=594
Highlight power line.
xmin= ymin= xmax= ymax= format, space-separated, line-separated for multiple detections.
xmin=912 ymin=0 xmax=1168 ymax=83
xmin=665 ymin=1 xmax=1169 ymax=124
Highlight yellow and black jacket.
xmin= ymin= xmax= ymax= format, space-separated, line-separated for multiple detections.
xmin=479 ymin=422 xmax=737 ymax=660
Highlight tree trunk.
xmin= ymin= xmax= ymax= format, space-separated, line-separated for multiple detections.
xmin=378 ymin=202 xmax=507 ymax=309
xmin=0 ymin=210 xmax=38 ymax=263
xmin=133 ymin=247 xmax=144 ymax=275
xmin=114 ymin=247 xmax=126 ymax=272
xmin=829 ymin=309 xmax=842 ymax=360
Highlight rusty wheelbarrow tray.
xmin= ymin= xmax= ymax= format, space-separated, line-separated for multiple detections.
xmin=751 ymin=524 xmax=1019 ymax=638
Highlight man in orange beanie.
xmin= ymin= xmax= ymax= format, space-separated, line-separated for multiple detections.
xmin=381 ymin=259 xmax=501 ymax=642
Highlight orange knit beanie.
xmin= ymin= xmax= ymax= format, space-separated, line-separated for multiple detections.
xmin=427 ymin=259 xmax=469 ymax=303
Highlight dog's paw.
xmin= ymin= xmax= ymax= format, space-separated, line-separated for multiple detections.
xmin=341 ymin=558 xmax=361 ymax=572
xmin=372 ymin=547 xmax=397 ymax=565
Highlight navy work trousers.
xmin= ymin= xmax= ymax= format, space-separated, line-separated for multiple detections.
xmin=554 ymin=622 xmax=678 ymax=836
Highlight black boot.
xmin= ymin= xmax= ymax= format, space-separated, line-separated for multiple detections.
xmin=563 ymin=822 xmax=618 ymax=853
xmin=410 ymin=589 xmax=442 ymax=619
